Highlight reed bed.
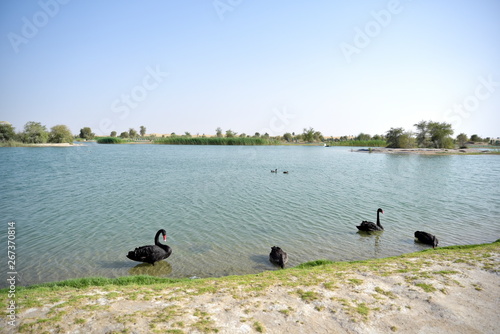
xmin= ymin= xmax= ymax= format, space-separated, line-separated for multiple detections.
xmin=154 ymin=136 xmax=281 ymax=145
xmin=96 ymin=137 xmax=125 ymax=144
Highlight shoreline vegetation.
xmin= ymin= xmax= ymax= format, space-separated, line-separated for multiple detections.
xmin=1 ymin=120 xmax=500 ymax=149
xmin=1 ymin=240 xmax=498 ymax=333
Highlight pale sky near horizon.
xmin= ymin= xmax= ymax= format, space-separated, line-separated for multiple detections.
xmin=1 ymin=1 xmax=499 ymax=138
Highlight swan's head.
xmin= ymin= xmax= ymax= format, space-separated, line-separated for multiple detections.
xmin=377 ymin=208 xmax=384 ymax=214
xmin=159 ymin=229 xmax=167 ymax=241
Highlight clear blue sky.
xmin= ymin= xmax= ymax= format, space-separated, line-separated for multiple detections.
xmin=1 ymin=1 xmax=499 ymax=138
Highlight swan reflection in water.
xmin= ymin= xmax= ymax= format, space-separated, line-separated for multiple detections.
xmin=356 ymin=231 xmax=382 ymax=257
xmin=129 ymin=260 xmax=172 ymax=276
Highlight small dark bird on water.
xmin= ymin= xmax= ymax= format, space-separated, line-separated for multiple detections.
xmin=126 ymin=229 xmax=172 ymax=265
xmin=271 ymin=169 xmax=278 ymax=173
xmin=356 ymin=208 xmax=384 ymax=232
xmin=414 ymin=231 xmax=439 ymax=248
xmin=269 ymin=246 xmax=288 ymax=269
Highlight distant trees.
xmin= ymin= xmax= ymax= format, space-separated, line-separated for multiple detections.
xmin=225 ymin=129 xmax=237 ymax=138
xmin=49 ymin=125 xmax=73 ymax=143
xmin=385 ymin=128 xmax=415 ymax=148
xmin=79 ymin=127 xmax=95 ymax=140
xmin=140 ymin=126 xmax=146 ymax=137
xmin=414 ymin=121 xmax=454 ymax=149
xmin=129 ymin=128 xmax=138 ymax=138
xmin=470 ymin=134 xmax=482 ymax=142
xmin=20 ymin=121 xmax=49 ymax=144
xmin=283 ymin=132 xmax=292 ymax=142
xmin=216 ymin=127 xmax=223 ymax=137
xmin=120 ymin=131 xmax=129 ymax=138
xmin=356 ymin=133 xmax=371 ymax=141
xmin=456 ymin=133 xmax=468 ymax=148
xmin=0 ymin=123 xmax=16 ymax=142
xmin=110 ymin=131 xmax=117 ymax=137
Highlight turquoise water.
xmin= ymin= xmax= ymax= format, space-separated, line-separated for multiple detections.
xmin=1 ymin=144 xmax=499 ymax=287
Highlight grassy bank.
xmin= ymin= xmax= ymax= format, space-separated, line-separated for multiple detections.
xmin=2 ymin=240 xmax=498 ymax=333
xmin=154 ymin=136 xmax=281 ymax=145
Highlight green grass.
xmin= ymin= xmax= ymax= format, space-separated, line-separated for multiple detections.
xmin=96 ymin=137 xmax=125 ymax=144
xmin=154 ymin=136 xmax=281 ymax=145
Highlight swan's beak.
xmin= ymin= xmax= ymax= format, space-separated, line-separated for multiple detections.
xmin=163 ymin=236 xmax=167 ymax=241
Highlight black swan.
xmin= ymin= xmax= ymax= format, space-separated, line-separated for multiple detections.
xmin=283 ymin=171 xmax=289 ymax=174
xmin=126 ymin=229 xmax=172 ymax=265
xmin=269 ymin=246 xmax=288 ymax=269
xmin=271 ymin=169 xmax=278 ymax=173
xmin=414 ymin=231 xmax=439 ymax=248
xmin=356 ymin=208 xmax=384 ymax=231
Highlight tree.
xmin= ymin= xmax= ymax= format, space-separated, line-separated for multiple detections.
xmin=302 ymin=127 xmax=315 ymax=142
xmin=20 ymin=121 xmax=48 ymax=143
xmin=184 ymin=132 xmax=192 ymax=137
xmin=414 ymin=120 xmax=430 ymax=148
xmin=283 ymin=132 xmax=292 ymax=142
xmin=49 ymin=125 xmax=73 ymax=143
xmin=110 ymin=131 xmax=117 ymax=137
xmin=456 ymin=133 xmax=468 ymax=148
xmin=0 ymin=123 xmax=16 ymax=142
xmin=385 ymin=127 xmax=404 ymax=148
xmin=427 ymin=121 xmax=454 ymax=148
xmin=79 ymin=127 xmax=95 ymax=140
xmin=254 ymin=132 xmax=260 ymax=138
xmin=356 ymin=133 xmax=371 ymax=141
xmin=216 ymin=127 xmax=223 ymax=138
xmin=225 ymin=129 xmax=237 ymax=138
xmin=129 ymin=128 xmax=137 ymax=138
xmin=120 ymin=131 xmax=129 ymax=138
xmin=470 ymin=134 xmax=482 ymax=142
xmin=140 ymin=126 xmax=146 ymax=137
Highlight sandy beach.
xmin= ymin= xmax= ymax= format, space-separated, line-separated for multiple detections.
xmin=3 ymin=241 xmax=498 ymax=334
xmin=355 ymin=147 xmax=497 ymax=155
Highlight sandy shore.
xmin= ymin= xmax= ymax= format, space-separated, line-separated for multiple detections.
xmin=3 ymin=242 xmax=498 ymax=334
xmin=356 ymin=147 xmax=496 ymax=155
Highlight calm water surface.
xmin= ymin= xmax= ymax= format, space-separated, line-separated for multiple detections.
xmin=1 ymin=144 xmax=499 ymax=287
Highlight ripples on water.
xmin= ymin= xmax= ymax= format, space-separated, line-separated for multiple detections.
xmin=1 ymin=144 xmax=499 ymax=287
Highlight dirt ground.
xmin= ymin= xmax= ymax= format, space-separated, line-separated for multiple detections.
xmin=4 ymin=243 xmax=499 ymax=334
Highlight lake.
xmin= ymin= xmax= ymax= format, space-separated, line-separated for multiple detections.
xmin=1 ymin=144 xmax=499 ymax=287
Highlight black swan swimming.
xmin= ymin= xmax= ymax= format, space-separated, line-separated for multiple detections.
xmin=126 ymin=229 xmax=172 ymax=265
xmin=414 ymin=231 xmax=439 ymax=248
xmin=271 ymin=169 xmax=278 ymax=173
xmin=269 ymin=246 xmax=288 ymax=269
xmin=356 ymin=208 xmax=384 ymax=232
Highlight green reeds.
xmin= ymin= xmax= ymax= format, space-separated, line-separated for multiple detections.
xmin=154 ymin=137 xmax=281 ymax=145
xmin=96 ymin=137 xmax=125 ymax=144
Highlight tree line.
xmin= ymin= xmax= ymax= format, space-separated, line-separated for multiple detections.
xmin=0 ymin=120 xmax=495 ymax=147
xmin=0 ymin=122 xmax=99 ymax=144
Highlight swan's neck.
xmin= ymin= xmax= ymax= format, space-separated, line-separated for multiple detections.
xmin=376 ymin=212 xmax=382 ymax=227
xmin=155 ymin=232 xmax=166 ymax=246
